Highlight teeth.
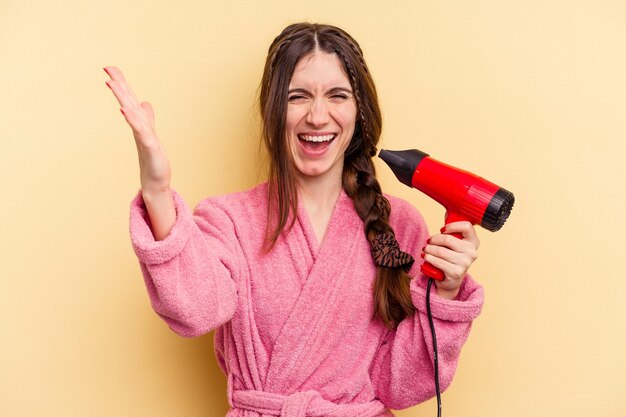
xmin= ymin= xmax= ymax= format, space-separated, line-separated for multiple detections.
xmin=299 ymin=134 xmax=335 ymax=143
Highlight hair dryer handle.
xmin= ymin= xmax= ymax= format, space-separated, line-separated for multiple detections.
xmin=420 ymin=263 xmax=447 ymax=281
xmin=420 ymin=212 xmax=467 ymax=281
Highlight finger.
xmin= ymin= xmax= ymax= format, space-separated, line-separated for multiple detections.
xmin=441 ymin=221 xmax=480 ymax=247
xmin=105 ymin=79 xmax=142 ymax=109
xmin=423 ymin=252 xmax=466 ymax=281
xmin=424 ymin=243 xmax=476 ymax=270
xmin=103 ymin=66 xmax=127 ymax=82
xmin=104 ymin=67 xmax=141 ymax=108
xmin=105 ymin=78 xmax=137 ymax=109
xmin=427 ymin=233 xmax=476 ymax=254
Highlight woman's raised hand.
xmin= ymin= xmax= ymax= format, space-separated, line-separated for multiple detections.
xmin=105 ymin=66 xmax=176 ymax=241
xmin=104 ymin=66 xmax=171 ymax=195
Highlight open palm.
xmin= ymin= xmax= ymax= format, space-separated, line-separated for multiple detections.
xmin=104 ymin=66 xmax=171 ymax=193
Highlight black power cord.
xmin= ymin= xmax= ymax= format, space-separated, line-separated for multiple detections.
xmin=426 ymin=278 xmax=442 ymax=417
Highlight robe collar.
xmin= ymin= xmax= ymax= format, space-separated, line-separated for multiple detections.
xmin=265 ymin=188 xmax=365 ymax=392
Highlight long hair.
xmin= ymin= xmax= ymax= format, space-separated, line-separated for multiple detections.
xmin=259 ymin=23 xmax=414 ymax=329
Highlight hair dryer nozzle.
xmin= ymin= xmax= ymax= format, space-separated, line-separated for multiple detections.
xmin=378 ymin=149 xmax=429 ymax=187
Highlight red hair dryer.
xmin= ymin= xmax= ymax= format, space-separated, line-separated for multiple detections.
xmin=379 ymin=149 xmax=515 ymax=281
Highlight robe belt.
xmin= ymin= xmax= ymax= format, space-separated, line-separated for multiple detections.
xmin=232 ymin=389 xmax=388 ymax=417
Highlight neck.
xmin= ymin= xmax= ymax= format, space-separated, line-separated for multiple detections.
xmin=296 ymin=170 xmax=343 ymax=214
xmin=295 ymin=167 xmax=344 ymax=248
xmin=296 ymin=155 xmax=346 ymax=211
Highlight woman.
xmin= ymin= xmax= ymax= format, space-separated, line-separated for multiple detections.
xmin=105 ymin=22 xmax=483 ymax=416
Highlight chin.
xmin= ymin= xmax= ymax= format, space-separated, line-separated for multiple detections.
xmin=298 ymin=167 xmax=329 ymax=178
xmin=299 ymin=165 xmax=346 ymax=182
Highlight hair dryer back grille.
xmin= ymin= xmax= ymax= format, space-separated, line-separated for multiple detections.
xmin=482 ymin=187 xmax=515 ymax=231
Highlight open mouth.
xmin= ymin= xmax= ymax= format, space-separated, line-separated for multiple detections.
xmin=298 ymin=134 xmax=337 ymax=143
xmin=296 ymin=133 xmax=337 ymax=157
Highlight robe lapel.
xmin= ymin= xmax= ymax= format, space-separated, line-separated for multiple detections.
xmin=283 ymin=209 xmax=317 ymax=288
xmin=265 ymin=190 xmax=364 ymax=392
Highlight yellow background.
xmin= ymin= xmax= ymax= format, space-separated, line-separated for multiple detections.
xmin=1 ymin=1 xmax=625 ymax=416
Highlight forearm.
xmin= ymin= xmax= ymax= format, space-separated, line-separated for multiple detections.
xmin=370 ymin=275 xmax=483 ymax=408
xmin=130 ymin=189 xmax=239 ymax=337
xmin=141 ymin=188 xmax=176 ymax=241
xmin=371 ymin=317 xmax=473 ymax=409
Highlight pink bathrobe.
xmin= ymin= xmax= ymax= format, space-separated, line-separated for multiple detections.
xmin=129 ymin=182 xmax=483 ymax=417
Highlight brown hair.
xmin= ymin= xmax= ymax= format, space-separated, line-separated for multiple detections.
xmin=259 ymin=23 xmax=414 ymax=329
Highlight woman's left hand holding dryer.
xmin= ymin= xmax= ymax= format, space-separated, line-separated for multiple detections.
xmin=423 ymin=221 xmax=480 ymax=300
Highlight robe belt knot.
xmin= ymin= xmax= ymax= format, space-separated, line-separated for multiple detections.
xmin=232 ymin=389 xmax=388 ymax=417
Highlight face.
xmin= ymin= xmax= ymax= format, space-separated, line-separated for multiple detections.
xmin=285 ymin=51 xmax=357 ymax=183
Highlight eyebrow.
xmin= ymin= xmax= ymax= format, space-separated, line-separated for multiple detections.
xmin=287 ymin=87 xmax=353 ymax=95
xmin=328 ymin=87 xmax=353 ymax=95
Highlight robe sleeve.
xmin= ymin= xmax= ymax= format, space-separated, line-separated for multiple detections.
xmin=369 ymin=198 xmax=484 ymax=409
xmin=129 ymin=189 xmax=240 ymax=338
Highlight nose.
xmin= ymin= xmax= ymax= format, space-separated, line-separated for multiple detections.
xmin=306 ymin=98 xmax=330 ymax=127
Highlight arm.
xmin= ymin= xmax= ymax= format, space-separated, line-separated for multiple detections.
xmin=130 ymin=189 xmax=240 ymax=338
xmin=106 ymin=66 xmax=237 ymax=336
xmin=104 ymin=65 xmax=176 ymax=240
xmin=369 ymin=199 xmax=484 ymax=409
xmin=141 ymin=188 xmax=176 ymax=241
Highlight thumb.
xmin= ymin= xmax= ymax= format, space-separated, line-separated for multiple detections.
xmin=140 ymin=101 xmax=155 ymax=125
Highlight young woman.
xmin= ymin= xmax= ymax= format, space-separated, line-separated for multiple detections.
xmin=105 ymin=22 xmax=483 ymax=417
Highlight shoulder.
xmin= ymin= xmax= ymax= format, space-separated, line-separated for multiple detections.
xmin=195 ymin=182 xmax=267 ymax=211
xmin=384 ymin=193 xmax=426 ymax=229
xmin=192 ymin=182 xmax=269 ymax=230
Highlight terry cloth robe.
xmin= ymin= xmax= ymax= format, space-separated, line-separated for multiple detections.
xmin=129 ymin=182 xmax=484 ymax=417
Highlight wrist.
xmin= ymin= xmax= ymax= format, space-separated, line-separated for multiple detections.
xmin=434 ymin=285 xmax=460 ymax=300
xmin=141 ymin=185 xmax=171 ymax=200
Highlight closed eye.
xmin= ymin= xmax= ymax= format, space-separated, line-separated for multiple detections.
xmin=329 ymin=94 xmax=349 ymax=100
xmin=288 ymin=94 xmax=309 ymax=103
xmin=327 ymin=87 xmax=353 ymax=102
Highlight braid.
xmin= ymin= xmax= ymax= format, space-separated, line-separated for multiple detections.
xmin=343 ymin=156 xmax=416 ymax=329
xmin=322 ymin=26 xmax=369 ymax=74
xmin=332 ymin=47 xmax=375 ymax=159
xmin=330 ymin=28 xmax=415 ymax=328
xmin=265 ymin=36 xmax=295 ymax=83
